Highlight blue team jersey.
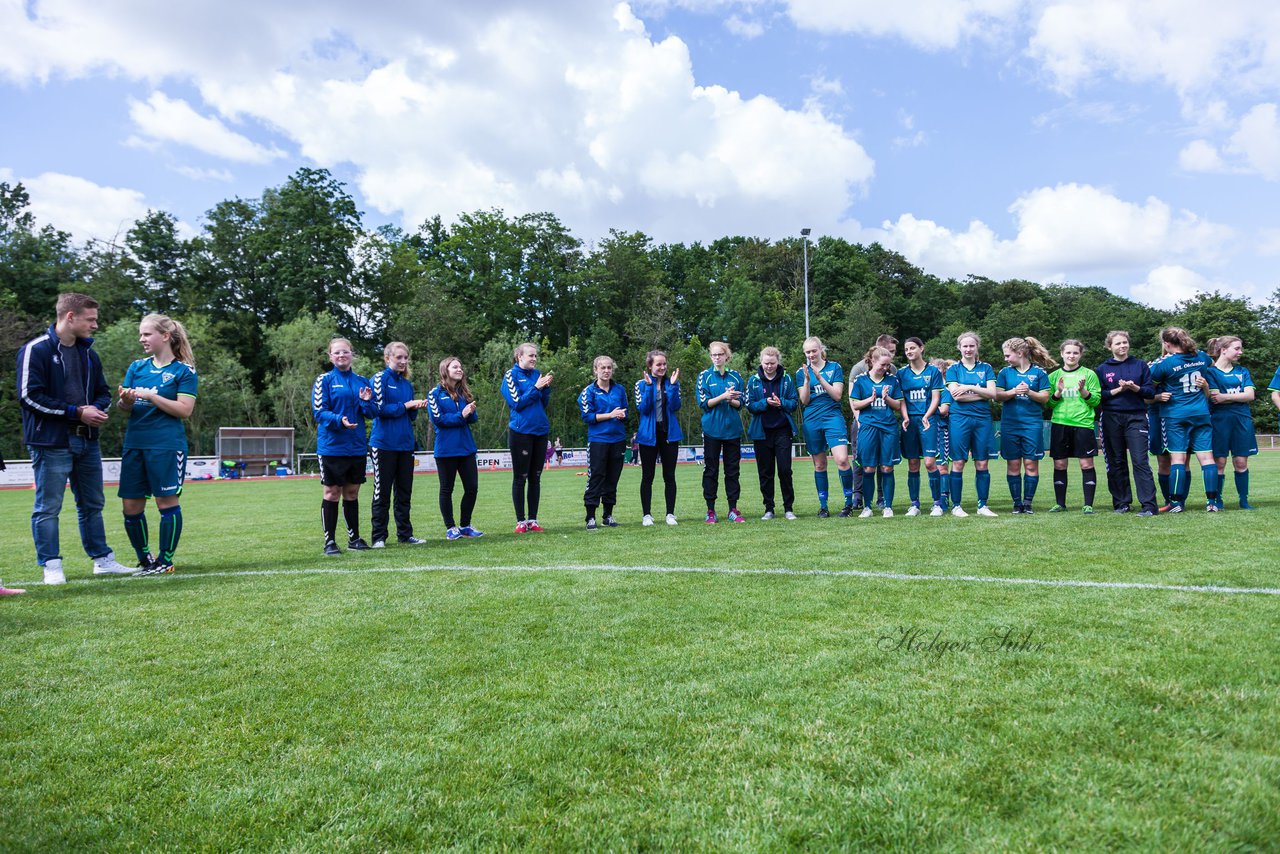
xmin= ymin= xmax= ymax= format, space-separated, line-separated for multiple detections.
xmin=945 ymin=361 xmax=996 ymax=419
xmin=1149 ymin=351 xmax=1213 ymax=420
xmin=996 ymin=365 xmax=1049 ymax=434
xmin=1206 ymin=365 xmax=1254 ymax=415
xmin=796 ymin=361 xmax=845 ymax=421
xmin=898 ymin=364 xmax=943 ymax=418
xmin=852 ymin=374 xmax=901 ymax=431
xmin=122 ymin=358 xmax=198 ymax=451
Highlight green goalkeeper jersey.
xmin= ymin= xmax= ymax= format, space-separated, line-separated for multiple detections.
xmin=1047 ymin=366 xmax=1101 ymax=428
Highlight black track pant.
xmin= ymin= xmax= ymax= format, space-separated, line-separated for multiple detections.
xmin=370 ymin=447 xmax=414 ymax=543
xmin=703 ymin=436 xmax=741 ymax=510
xmin=754 ymin=426 xmax=795 ymax=513
xmin=639 ymin=421 xmax=679 ymax=516
xmin=510 ymin=430 xmax=548 ymax=522
xmin=437 ymin=454 xmax=478 ymax=529
xmin=584 ymin=440 xmax=626 ymax=517
xmin=1099 ymin=411 xmax=1158 ymax=513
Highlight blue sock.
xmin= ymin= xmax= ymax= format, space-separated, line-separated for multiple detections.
xmin=908 ymin=471 xmax=920 ymax=504
xmin=123 ymin=512 xmax=149 ymax=562
xmin=1169 ymin=464 xmax=1187 ymax=503
xmin=1158 ymin=472 xmax=1170 ymax=502
xmin=1024 ymin=475 xmax=1039 ymax=504
xmin=1007 ymin=475 xmax=1022 ymax=505
xmin=976 ymin=469 xmax=991 ymax=505
xmin=950 ymin=471 xmax=964 ymax=507
xmin=881 ymin=471 xmax=895 ymax=508
xmin=158 ymin=505 xmax=183 ymax=565
xmin=1202 ymin=466 xmax=1219 ymax=501
xmin=815 ymin=470 xmax=829 ymax=509
xmin=862 ymin=469 xmax=876 ymax=507
xmin=928 ymin=469 xmax=941 ymax=503
xmin=1235 ymin=470 xmax=1250 ymax=504
xmin=839 ymin=467 xmax=854 ymax=506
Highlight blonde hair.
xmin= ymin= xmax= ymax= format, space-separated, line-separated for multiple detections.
xmin=709 ymin=341 xmax=732 ymax=357
xmin=1060 ymin=338 xmax=1085 ymax=356
xmin=1104 ymin=330 xmax=1130 ymax=348
xmin=956 ymin=331 xmax=980 ymax=348
xmin=1210 ymin=335 xmax=1241 ymax=360
xmin=143 ymin=313 xmax=195 ymax=367
xmin=383 ymin=341 xmax=411 ymax=379
xmin=1003 ymin=336 xmax=1057 ymax=369
xmin=802 ymin=336 xmax=826 ymax=358
xmin=759 ymin=346 xmax=781 ymax=362
xmin=513 ymin=342 xmax=538 ymax=362
xmin=1160 ymin=327 xmax=1196 ymax=355
xmin=592 ymin=354 xmax=616 ymax=379
xmin=863 ymin=346 xmax=893 ymax=372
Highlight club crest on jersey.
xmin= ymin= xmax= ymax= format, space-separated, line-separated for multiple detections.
xmin=162 ymin=371 xmax=176 ymax=384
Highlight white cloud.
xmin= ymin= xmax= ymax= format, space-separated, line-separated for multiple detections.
xmin=21 ymin=172 xmax=152 ymax=244
xmin=1258 ymin=228 xmax=1280 ymax=257
xmin=1129 ymin=265 xmax=1217 ymax=310
xmin=127 ymin=92 xmax=285 ymax=163
xmin=1225 ymin=103 xmax=1280 ymax=181
xmin=1178 ymin=139 xmax=1227 ymax=174
xmin=783 ymin=0 xmax=1021 ymax=50
xmin=879 ymin=183 xmax=1233 ymax=283
xmin=724 ymin=14 xmax=765 ymax=38
xmin=172 ymin=165 xmax=235 ymax=182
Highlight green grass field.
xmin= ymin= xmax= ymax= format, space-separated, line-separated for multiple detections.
xmin=2 ymin=457 xmax=1279 ymax=851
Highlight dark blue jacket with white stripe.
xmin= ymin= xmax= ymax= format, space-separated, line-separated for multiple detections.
xmin=312 ymin=367 xmax=372 ymax=456
xmin=501 ymin=364 xmax=551 ymax=436
xmin=634 ymin=376 xmax=683 ymax=445
xmin=368 ymin=367 xmax=419 ymax=451
xmin=427 ymin=384 xmax=478 ymax=457
xmin=579 ymin=381 xmax=628 ymax=443
xmin=17 ymin=325 xmax=112 ymax=447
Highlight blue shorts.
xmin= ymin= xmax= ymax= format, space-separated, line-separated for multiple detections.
xmin=1163 ymin=414 xmax=1212 ymax=454
xmin=118 ymin=448 xmax=186 ymax=499
xmin=858 ymin=424 xmax=901 ymax=468
xmin=949 ymin=415 xmax=996 ymax=461
xmin=802 ymin=414 xmax=849 ymax=455
xmin=1211 ymin=411 xmax=1258 ymax=457
xmin=1148 ymin=411 xmax=1167 ymax=456
xmin=1000 ymin=425 xmax=1045 ymax=460
xmin=900 ymin=417 xmax=938 ymax=459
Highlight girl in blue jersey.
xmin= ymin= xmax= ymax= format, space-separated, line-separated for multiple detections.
xmin=697 ymin=342 xmax=746 ymax=523
xmin=429 ymin=356 xmax=483 ymax=540
xmin=580 ymin=355 xmax=629 ymax=529
xmin=635 ymin=351 xmax=682 ymax=526
xmin=1148 ymin=327 xmax=1218 ymax=512
xmin=996 ymin=336 xmax=1054 ymax=514
xmin=501 ymin=342 xmax=553 ymax=533
xmin=312 ymin=337 xmax=374 ymax=556
xmin=116 ymin=314 xmax=198 ymax=575
xmin=369 ymin=342 xmax=429 ymax=548
xmin=851 ymin=347 xmax=903 ymax=518
xmin=945 ymin=332 xmax=999 ymax=517
xmin=797 ymin=336 xmax=855 ymax=518
xmin=898 ymin=338 xmax=943 ymax=517
xmin=746 ymin=346 xmax=799 ymax=520
xmin=1206 ymin=336 xmax=1257 ymax=509
xmin=930 ymin=357 xmax=954 ymax=513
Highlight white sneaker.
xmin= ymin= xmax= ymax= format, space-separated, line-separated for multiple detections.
xmin=906 ymin=505 xmax=920 ymax=517
xmin=859 ymin=507 xmax=874 ymax=518
xmin=951 ymin=506 xmax=969 ymax=518
xmin=371 ymin=540 xmax=386 ymax=549
xmin=882 ymin=507 xmax=894 ymax=518
xmin=666 ymin=514 xmax=678 ymax=526
xmin=976 ymin=505 xmax=998 ymax=517
xmin=642 ymin=515 xmax=654 ymax=527
xmin=761 ymin=511 xmax=775 ymax=521
xmin=43 ymin=558 xmax=66 ymax=585
xmin=784 ymin=511 xmax=797 ymax=520
xmin=92 ymin=553 xmax=132 ymax=575
xmin=930 ymin=503 xmax=945 ymax=517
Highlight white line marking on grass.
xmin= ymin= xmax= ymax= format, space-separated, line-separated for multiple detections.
xmin=60 ymin=562 xmax=1280 ymax=596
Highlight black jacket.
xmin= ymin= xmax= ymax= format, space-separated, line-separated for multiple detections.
xmin=16 ymin=325 xmax=112 ymax=447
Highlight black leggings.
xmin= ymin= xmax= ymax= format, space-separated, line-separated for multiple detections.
xmin=639 ymin=421 xmax=678 ymax=516
xmin=437 ymin=454 xmax=478 ymax=529
xmin=509 ymin=430 xmax=548 ymax=521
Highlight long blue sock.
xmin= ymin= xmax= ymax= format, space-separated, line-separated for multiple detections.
xmin=950 ymin=471 xmax=964 ymax=507
xmin=1169 ymin=464 xmax=1187 ymax=503
xmin=1158 ymin=472 xmax=1170 ymax=502
xmin=158 ymin=505 xmax=183 ymax=564
xmin=939 ymin=468 xmax=950 ymax=499
xmin=815 ymin=470 xmax=829 ymax=509
xmin=1024 ymin=475 xmax=1039 ymax=504
xmin=908 ymin=471 xmax=920 ymax=504
xmin=928 ymin=469 xmax=942 ymax=503
xmin=881 ymin=471 xmax=896 ymax=509
xmin=1235 ymin=470 xmax=1250 ymax=504
xmin=123 ymin=512 xmax=149 ymax=562
xmin=976 ymin=469 xmax=991 ymax=505
xmin=1007 ymin=475 xmax=1022 ymax=505
xmin=1202 ymin=466 xmax=1219 ymax=501
xmin=839 ymin=467 xmax=854 ymax=506
xmin=862 ymin=469 xmax=876 ymax=507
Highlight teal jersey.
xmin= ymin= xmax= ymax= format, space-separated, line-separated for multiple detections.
xmin=1149 ymin=351 xmax=1212 ymax=420
xmin=796 ymin=361 xmax=845 ymax=422
xmin=1206 ymin=365 xmax=1254 ymax=415
xmin=851 ymin=374 xmax=901 ymax=431
xmin=122 ymin=358 xmax=197 ymax=451
xmin=898 ymin=364 xmax=943 ymax=418
xmin=945 ymin=361 xmax=996 ymax=419
xmin=996 ymin=365 xmax=1048 ymax=434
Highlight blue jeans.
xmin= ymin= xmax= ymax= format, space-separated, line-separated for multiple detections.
xmin=29 ymin=438 xmax=111 ymax=565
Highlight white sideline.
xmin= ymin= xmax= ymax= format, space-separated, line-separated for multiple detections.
xmin=39 ymin=562 xmax=1280 ymax=596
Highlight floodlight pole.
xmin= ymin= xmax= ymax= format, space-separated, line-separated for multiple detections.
xmin=800 ymin=228 xmax=811 ymax=339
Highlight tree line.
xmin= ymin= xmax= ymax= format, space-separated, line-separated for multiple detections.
xmin=3 ymin=168 xmax=1278 ymax=460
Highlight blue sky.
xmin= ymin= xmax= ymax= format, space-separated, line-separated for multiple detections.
xmin=2 ymin=0 xmax=1278 ymax=310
